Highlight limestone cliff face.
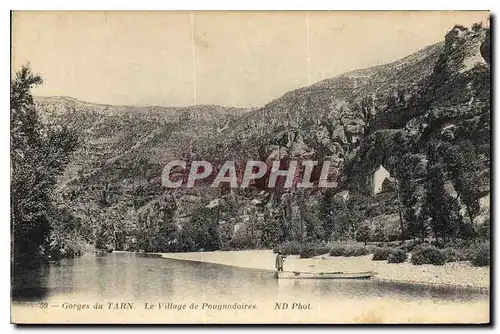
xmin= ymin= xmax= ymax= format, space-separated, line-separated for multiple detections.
xmin=345 ymin=24 xmax=490 ymax=193
xmin=34 ymin=24 xmax=490 ymax=242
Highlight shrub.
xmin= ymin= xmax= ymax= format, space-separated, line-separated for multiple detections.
xmin=329 ymin=244 xmax=371 ymax=257
xmin=411 ymin=245 xmax=446 ymax=265
xmin=174 ymin=230 xmax=197 ymax=252
xmin=372 ymin=247 xmax=392 ymax=261
xmin=400 ymin=240 xmax=419 ymax=252
xmin=412 ymin=242 xmax=432 ymax=251
xmin=340 ymin=246 xmax=356 ymax=257
xmin=442 ymin=247 xmax=469 ymax=263
xmin=469 ymin=242 xmax=490 ymax=267
xmin=355 ymin=224 xmax=370 ymax=244
xmin=442 ymin=239 xmax=472 ymax=250
xmin=273 ymin=241 xmax=302 ymax=255
xmin=351 ymin=245 xmax=371 ymax=256
xmin=387 ymin=248 xmax=408 ymax=264
xmin=299 ymin=243 xmax=331 ymax=259
xmin=329 ymin=244 xmax=346 ymax=256
xmin=228 ymin=234 xmax=257 ymax=250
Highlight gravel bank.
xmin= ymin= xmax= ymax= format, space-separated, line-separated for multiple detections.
xmin=159 ymin=250 xmax=490 ymax=291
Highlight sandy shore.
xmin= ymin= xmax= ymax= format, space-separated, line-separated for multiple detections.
xmin=158 ymin=250 xmax=490 ymax=291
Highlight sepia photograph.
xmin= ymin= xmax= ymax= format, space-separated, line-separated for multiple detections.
xmin=10 ymin=10 xmax=491 ymax=324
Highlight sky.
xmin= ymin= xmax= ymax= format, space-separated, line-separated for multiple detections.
xmin=12 ymin=11 xmax=489 ymax=108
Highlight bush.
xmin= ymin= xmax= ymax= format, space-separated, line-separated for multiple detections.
xmin=372 ymin=247 xmax=392 ymax=261
xmin=351 ymin=245 xmax=372 ymax=256
xmin=411 ymin=245 xmax=446 ymax=265
xmin=411 ymin=242 xmax=433 ymax=252
xmin=442 ymin=247 xmax=469 ymax=263
xmin=299 ymin=243 xmax=331 ymax=259
xmin=387 ymin=248 xmax=408 ymax=264
xmin=355 ymin=224 xmax=370 ymax=244
xmin=329 ymin=244 xmax=371 ymax=257
xmin=442 ymin=239 xmax=472 ymax=250
xmin=174 ymin=230 xmax=197 ymax=252
xmin=273 ymin=241 xmax=302 ymax=255
xmin=329 ymin=244 xmax=347 ymax=256
xmin=228 ymin=234 xmax=257 ymax=250
xmin=469 ymin=242 xmax=490 ymax=267
xmin=399 ymin=240 xmax=419 ymax=252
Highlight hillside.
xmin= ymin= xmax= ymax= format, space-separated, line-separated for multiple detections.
xmin=34 ymin=24 xmax=491 ymax=252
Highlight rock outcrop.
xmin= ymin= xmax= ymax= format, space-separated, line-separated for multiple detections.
xmin=34 ymin=24 xmax=491 ymax=245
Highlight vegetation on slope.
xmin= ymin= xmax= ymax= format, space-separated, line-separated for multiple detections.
xmin=11 ymin=66 xmax=79 ymax=266
xmin=12 ymin=24 xmax=491 ymax=268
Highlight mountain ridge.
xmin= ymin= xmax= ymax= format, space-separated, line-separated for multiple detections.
xmin=33 ymin=23 xmax=491 ymax=252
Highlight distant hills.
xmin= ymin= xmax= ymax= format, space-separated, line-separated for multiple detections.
xmin=34 ymin=24 xmax=490 ymax=251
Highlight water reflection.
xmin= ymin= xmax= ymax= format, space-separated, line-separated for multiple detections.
xmin=11 ymin=252 xmax=488 ymax=305
xmin=11 ymin=263 xmax=50 ymax=301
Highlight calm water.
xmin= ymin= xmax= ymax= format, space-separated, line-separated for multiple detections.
xmin=11 ymin=252 xmax=490 ymax=323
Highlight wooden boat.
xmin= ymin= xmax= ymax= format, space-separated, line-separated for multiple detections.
xmin=274 ymin=271 xmax=377 ymax=280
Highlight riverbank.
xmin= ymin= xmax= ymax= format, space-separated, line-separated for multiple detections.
xmin=159 ymin=250 xmax=490 ymax=291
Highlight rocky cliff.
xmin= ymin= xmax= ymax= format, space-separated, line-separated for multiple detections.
xmin=34 ymin=24 xmax=490 ymax=250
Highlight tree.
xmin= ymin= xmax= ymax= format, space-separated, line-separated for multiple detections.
xmin=11 ymin=66 xmax=45 ymax=261
xmin=260 ymin=209 xmax=284 ymax=248
xmin=188 ymin=207 xmax=221 ymax=251
xmin=326 ymin=197 xmax=361 ymax=241
xmin=472 ymin=21 xmax=483 ymax=32
xmin=134 ymin=195 xmax=177 ymax=252
xmin=444 ymin=141 xmax=482 ymax=226
xmin=424 ymin=165 xmax=449 ymax=242
xmin=392 ymin=131 xmax=414 ymax=240
xmin=394 ymin=153 xmax=421 ymax=240
xmin=447 ymin=195 xmax=465 ymax=240
xmin=296 ymin=190 xmax=323 ymax=242
xmin=11 ymin=65 xmax=77 ymax=263
xmin=423 ymin=140 xmax=461 ymax=243
xmin=319 ymin=189 xmax=335 ymax=240
xmin=318 ymin=190 xmax=357 ymax=241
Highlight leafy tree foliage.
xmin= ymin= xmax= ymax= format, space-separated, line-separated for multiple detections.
xmin=318 ymin=189 xmax=336 ymax=240
xmin=394 ymin=153 xmax=421 ymax=240
xmin=11 ymin=65 xmax=77 ymax=263
xmin=423 ymin=140 xmax=463 ymax=243
xmin=259 ymin=209 xmax=285 ymax=248
xmin=186 ymin=207 xmax=221 ymax=251
xmin=444 ymin=140 xmax=482 ymax=226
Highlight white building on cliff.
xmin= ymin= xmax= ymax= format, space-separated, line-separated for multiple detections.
xmin=370 ymin=165 xmax=391 ymax=195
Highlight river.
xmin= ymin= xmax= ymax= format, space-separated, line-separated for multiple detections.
xmin=11 ymin=252 xmax=489 ymax=324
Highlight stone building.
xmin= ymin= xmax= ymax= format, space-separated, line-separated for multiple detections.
xmin=370 ymin=165 xmax=391 ymax=195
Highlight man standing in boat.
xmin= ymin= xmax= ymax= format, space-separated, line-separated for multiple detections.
xmin=275 ymin=251 xmax=286 ymax=272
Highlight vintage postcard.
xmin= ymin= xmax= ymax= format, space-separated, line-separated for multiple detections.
xmin=10 ymin=10 xmax=491 ymax=324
